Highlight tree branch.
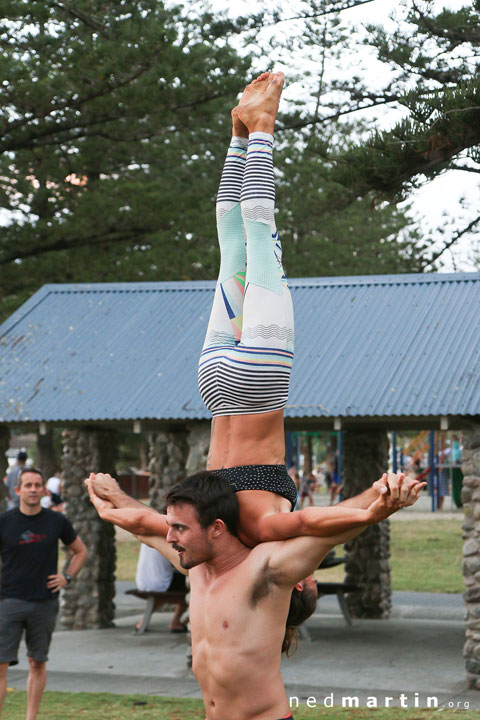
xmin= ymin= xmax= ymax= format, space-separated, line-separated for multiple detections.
xmin=0 ymin=226 xmax=157 ymax=266
xmin=420 ymin=215 xmax=480 ymax=269
xmin=263 ymin=0 xmax=375 ymax=27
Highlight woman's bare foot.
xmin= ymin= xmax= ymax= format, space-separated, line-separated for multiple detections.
xmin=231 ymin=73 xmax=272 ymax=139
xmin=236 ymin=72 xmax=284 ymax=134
xmin=231 ymin=106 xmax=248 ymax=139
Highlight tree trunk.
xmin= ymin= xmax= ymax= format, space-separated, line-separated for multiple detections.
xmin=342 ymin=430 xmax=392 ymax=618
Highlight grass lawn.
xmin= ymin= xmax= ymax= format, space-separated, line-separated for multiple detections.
xmin=3 ymin=691 xmax=472 ymax=720
xmin=116 ymin=517 xmax=464 ymax=593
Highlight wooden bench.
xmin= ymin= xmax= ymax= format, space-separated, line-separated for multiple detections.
xmin=125 ymin=588 xmax=187 ymax=635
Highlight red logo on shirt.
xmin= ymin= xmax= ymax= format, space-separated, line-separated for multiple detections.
xmin=19 ymin=530 xmax=47 ymax=544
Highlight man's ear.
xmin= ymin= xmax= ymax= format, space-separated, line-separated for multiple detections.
xmin=15 ymin=484 xmax=21 ymax=496
xmin=295 ymin=581 xmax=304 ymax=592
xmin=210 ymin=519 xmax=226 ymax=537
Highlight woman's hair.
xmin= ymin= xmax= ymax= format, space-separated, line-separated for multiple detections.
xmin=163 ymin=471 xmax=239 ymax=537
xmin=282 ymin=581 xmax=318 ymax=657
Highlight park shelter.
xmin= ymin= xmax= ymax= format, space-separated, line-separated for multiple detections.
xmin=1 ymin=272 xmax=480 ymax=684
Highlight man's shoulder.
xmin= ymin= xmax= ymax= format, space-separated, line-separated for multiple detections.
xmin=0 ymin=507 xmax=19 ymax=523
xmin=41 ymin=508 xmax=73 ymax=529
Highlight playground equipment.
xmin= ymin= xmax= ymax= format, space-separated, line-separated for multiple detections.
xmin=392 ymin=430 xmax=463 ymax=511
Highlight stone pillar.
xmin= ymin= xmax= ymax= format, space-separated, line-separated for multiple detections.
xmin=148 ymin=429 xmax=189 ymax=510
xmin=60 ymin=428 xmax=117 ymax=629
xmin=0 ymin=426 xmax=9 ymax=515
xmin=185 ymin=421 xmax=210 ymax=476
xmin=36 ymin=429 xmax=57 ymax=480
xmin=461 ymin=424 xmax=480 ymax=688
xmin=342 ymin=430 xmax=391 ymax=618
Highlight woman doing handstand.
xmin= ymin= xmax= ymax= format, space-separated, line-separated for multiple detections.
xmin=88 ymin=72 xmax=422 ymax=545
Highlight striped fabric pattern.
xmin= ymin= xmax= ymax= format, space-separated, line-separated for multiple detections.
xmin=240 ymin=135 xmax=275 ymax=204
xmin=217 ymin=137 xmax=248 ymax=211
xmin=198 ymin=345 xmax=293 ymax=416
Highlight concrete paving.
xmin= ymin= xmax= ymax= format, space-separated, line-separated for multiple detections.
xmin=6 ymin=584 xmax=477 ymax=711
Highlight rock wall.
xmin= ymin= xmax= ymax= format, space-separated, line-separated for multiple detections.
xmin=461 ymin=425 xmax=480 ymax=688
xmin=0 ymin=426 xmax=9 ymax=513
xmin=60 ymin=428 xmax=117 ymax=629
xmin=147 ymin=430 xmax=189 ymax=510
xmin=342 ymin=430 xmax=392 ymax=618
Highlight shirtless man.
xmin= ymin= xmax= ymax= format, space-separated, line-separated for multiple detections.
xmin=87 ymin=470 xmax=422 ymax=720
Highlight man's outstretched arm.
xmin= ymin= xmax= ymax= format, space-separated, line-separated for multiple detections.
xmin=86 ymin=479 xmax=169 ymax=537
xmin=87 ymin=473 xmax=157 ymax=512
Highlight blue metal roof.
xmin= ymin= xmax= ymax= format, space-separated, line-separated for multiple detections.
xmin=1 ymin=273 xmax=479 ymax=424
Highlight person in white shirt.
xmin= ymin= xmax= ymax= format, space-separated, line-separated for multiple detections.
xmin=135 ymin=544 xmax=186 ymax=632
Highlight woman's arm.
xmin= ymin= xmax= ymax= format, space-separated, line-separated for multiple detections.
xmin=257 ymin=473 xmax=426 ymax=543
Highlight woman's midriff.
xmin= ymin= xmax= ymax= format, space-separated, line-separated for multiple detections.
xmin=206 ymin=409 xmax=285 ymax=469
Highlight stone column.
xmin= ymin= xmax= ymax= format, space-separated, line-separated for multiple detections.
xmin=36 ymin=429 xmax=57 ymax=480
xmin=60 ymin=428 xmax=117 ymax=629
xmin=185 ymin=421 xmax=210 ymax=476
xmin=0 ymin=426 xmax=9 ymax=513
xmin=148 ymin=429 xmax=189 ymax=510
xmin=184 ymin=421 xmax=210 ymax=668
xmin=461 ymin=424 xmax=480 ymax=688
xmin=342 ymin=430 xmax=391 ymax=618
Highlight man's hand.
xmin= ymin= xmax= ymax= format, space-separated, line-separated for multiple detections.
xmin=47 ymin=573 xmax=68 ymax=592
xmin=88 ymin=472 xmax=120 ymax=500
xmin=85 ymin=477 xmax=169 ymax=537
xmin=86 ymin=477 xmax=115 ymax=517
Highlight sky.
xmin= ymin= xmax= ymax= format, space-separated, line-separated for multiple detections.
xmin=213 ymin=0 xmax=479 ymax=272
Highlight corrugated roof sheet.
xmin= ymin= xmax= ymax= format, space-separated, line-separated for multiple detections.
xmin=1 ymin=273 xmax=479 ymax=423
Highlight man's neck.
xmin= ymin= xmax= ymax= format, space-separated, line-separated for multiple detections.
xmin=19 ymin=502 xmax=42 ymax=517
xmin=203 ymin=536 xmax=250 ymax=578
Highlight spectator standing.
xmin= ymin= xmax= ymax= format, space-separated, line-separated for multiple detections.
xmin=0 ymin=468 xmax=87 ymax=720
xmin=40 ymin=473 xmax=64 ymax=511
xmin=3 ymin=451 xmax=27 ymax=510
xmin=299 ymin=471 xmax=317 ymax=509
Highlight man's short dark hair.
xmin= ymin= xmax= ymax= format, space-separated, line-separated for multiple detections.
xmin=17 ymin=467 xmax=45 ymax=487
xmin=164 ymin=471 xmax=239 ymax=537
xmin=17 ymin=451 xmax=27 ymax=462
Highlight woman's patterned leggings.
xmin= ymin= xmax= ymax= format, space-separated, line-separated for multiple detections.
xmin=198 ymin=131 xmax=294 ymax=417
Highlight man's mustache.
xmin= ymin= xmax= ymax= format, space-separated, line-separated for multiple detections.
xmin=172 ymin=542 xmax=185 ymax=552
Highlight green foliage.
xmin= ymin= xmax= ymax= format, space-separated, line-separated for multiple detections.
xmin=327 ymin=2 xmax=480 ymax=204
xmin=0 ymin=1 xmax=429 ymax=323
xmin=0 ymin=1 xmax=251 ymax=318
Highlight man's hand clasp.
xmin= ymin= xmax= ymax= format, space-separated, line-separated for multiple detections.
xmin=84 ymin=474 xmax=115 ymax=515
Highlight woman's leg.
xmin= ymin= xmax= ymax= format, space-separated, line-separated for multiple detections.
xmin=198 ymin=120 xmax=249 ymax=414
xmin=232 ymin=74 xmax=294 ymax=413
xmin=202 ymin=131 xmax=248 ymax=351
xmin=240 ymin=131 xmax=294 ymax=355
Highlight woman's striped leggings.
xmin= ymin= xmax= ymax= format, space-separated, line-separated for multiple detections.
xmin=198 ymin=131 xmax=294 ymax=417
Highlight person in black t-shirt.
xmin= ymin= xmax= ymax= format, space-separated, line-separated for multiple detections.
xmin=0 ymin=468 xmax=87 ymax=720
